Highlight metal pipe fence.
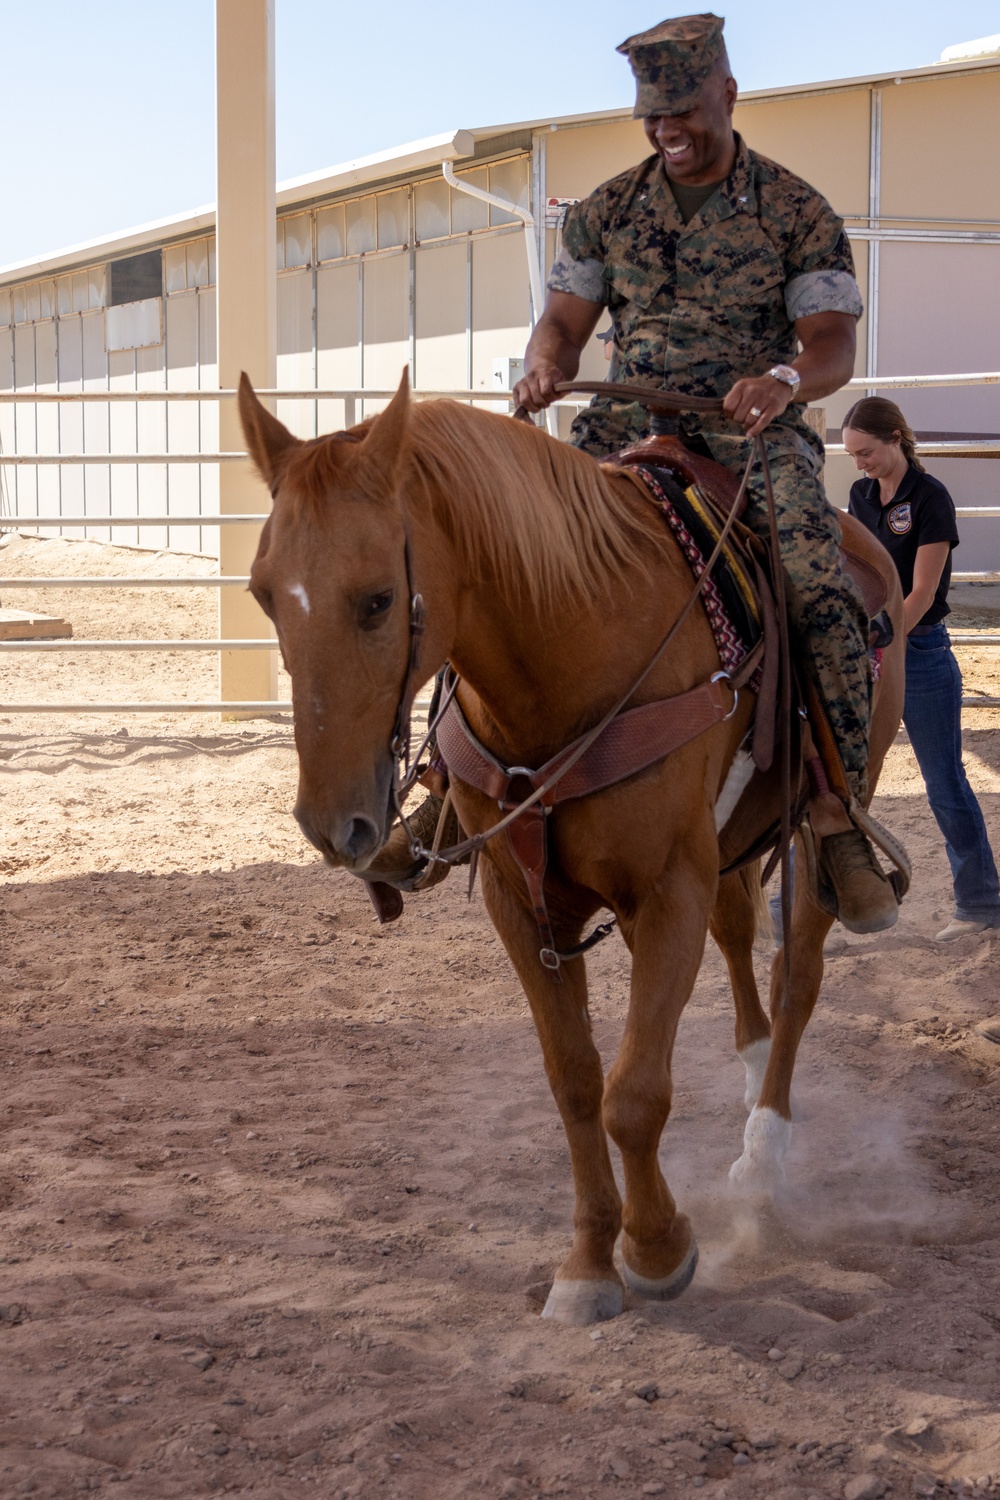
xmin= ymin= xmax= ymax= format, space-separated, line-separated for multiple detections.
xmin=0 ymin=576 xmax=248 ymax=587
xmin=1 ymin=373 xmax=999 ymax=717
xmin=0 ymin=514 xmax=266 ymax=526
xmin=0 ymin=701 xmax=294 ymax=714
xmin=0 ymin=639 xmax=277 ymax=652
xmin=0 ymin=388 xmax=513 ymax=402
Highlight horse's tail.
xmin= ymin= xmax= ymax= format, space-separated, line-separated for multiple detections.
xmin=738 ymin=858 xmax=773 ymax=945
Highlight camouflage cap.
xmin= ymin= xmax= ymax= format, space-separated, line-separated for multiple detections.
xmin=617 ymin=13 xmax=726 ymax=118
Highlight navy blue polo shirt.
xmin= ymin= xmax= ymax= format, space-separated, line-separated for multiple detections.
xmin=848 ymin=465 xmax=959 ymax=627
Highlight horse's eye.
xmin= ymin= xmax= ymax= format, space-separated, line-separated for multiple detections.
xmin=251 ymin=585 xmax=274 ymax=620
xmin=359 ymin=589 xmax=394 ymax=630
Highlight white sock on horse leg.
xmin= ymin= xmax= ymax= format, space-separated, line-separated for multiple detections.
xmin=728 ymin=1105 xmax=791 ymax=1192
xmin=738 ymin=1037 xmax=771 ymax=1112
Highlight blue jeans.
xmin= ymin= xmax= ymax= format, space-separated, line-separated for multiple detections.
xmin=904 ymin=623 xmax=1000 ymax=924
xmin=769 ymin=622 xmax=1000 ymax=936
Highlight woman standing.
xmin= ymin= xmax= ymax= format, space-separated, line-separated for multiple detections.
xmin=844 ymin=396 xmax=1000 ymax=941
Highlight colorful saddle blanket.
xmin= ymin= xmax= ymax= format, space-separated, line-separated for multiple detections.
xmin=633 ymin=463 xmax=763 ymax=679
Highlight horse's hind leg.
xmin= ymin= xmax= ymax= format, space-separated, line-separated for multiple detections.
xmin=602 ymin=854 xmax=716 ymax=1299
xmin=729 ymin=877 xmax=834 ymax=1192
xmin=710 ymin=866 xmax=772 ymax=1111
xmin=479 ymin=860 xmax=624 ymax=1326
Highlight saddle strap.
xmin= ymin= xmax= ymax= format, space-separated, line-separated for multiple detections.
xmin=437 ymin=655 xmax=762 ymax=976
xmin=503 ymin=798 xmax=562 ymax=972
xmin=437 ymin=670 xmax=748 ymax=811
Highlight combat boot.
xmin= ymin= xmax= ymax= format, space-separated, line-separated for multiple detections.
xmin=819 ymin=827 xmax=898 ymax=934
xmin=361 ymin=793 xmax=457 ymax=892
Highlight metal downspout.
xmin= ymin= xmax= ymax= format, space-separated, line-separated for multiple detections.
xmin=441 ymin=160 xmax=557 ymax=437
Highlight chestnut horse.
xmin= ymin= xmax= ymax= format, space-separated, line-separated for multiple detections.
xmin=239 ymin=372 xmax=904 ymax=1326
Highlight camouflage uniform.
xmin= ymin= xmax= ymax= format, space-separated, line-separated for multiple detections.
xmin=548 ymin=137 xmax=870 ymax=787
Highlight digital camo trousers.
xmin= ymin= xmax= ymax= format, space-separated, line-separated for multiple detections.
xmin=726 ymin=439 xmax=871 ymax=789
xmin=570 ymin=401 xmax=872 ymax=790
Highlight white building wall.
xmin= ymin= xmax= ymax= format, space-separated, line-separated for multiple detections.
xmin=0 ymin=158 xmax=532 ymax=555
xmin=3 ymin=94 xmax=997 ymax=569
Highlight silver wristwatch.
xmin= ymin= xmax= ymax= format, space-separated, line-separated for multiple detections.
xmin=767 ymin=364 xmax=801 ymax=397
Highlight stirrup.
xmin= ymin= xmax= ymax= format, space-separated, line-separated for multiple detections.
xmin=799 ymin=799 xmax=911 ymax=920
xmin=848 ymin=796 xmax=911 ymax=901
xmin=409 ymin=789 xmax=465 ymax=891
xmin=798 ymin=819 xmax=837 ymax=918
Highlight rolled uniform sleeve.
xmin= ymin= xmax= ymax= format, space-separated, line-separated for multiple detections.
xmin=545 ymin=196 xmax=609 ymax=305
xmin=547 ymin=246 xmax=607 ymax=302
xmin=783 ymin=207 xmax=863 ymax=322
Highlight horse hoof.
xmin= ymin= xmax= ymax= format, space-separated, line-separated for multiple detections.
xmin=622 ymin=1238 xmax=699 ymax=1302
xmin=738 ymin=1038 xmax=771 ymax=1112
xmin=540 ymin=1278 xmax=624 ymax=1326
xmin=729 ymin=1104 xmax=791 ymax=1193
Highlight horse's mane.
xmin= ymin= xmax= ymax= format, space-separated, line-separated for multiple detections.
xmin=281 ymin=400 xmax=663 ymax=613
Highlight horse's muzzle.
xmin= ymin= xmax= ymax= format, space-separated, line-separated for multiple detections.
xmin=295 ymin=806 xmax=383 ymax=867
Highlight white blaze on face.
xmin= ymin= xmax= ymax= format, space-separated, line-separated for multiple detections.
xmin=288 ymin=582 xmax=311 ymax=614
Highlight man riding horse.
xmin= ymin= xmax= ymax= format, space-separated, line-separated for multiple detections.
xmin=372 ymin=10 xmax=897 ymax=934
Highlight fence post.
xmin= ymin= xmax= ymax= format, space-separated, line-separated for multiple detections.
xmin=215 ymin=0 xmax=278 ymax=717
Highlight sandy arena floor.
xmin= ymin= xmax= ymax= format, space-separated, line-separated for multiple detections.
xmin=2 ymin=534 xmax=1000 ymax=1500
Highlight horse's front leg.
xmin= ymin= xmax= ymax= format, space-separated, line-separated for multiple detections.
xmin=603 ymin=853 xmax=716 ymax=1299
xmin=479 ymin=858 xmax=624 ymax=1326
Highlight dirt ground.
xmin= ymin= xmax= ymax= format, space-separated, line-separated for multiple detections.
xmin=3 ymin=533 xmax=1000 ymax=1500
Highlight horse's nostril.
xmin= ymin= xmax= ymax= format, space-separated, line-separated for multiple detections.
xmin=341 ymin=817 xmax=380 ymax=861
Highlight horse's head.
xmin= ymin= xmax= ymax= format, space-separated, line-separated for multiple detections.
xmin=239 ymin=371 xmax=429 ymax=871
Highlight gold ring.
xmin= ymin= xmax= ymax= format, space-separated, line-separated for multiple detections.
xmin=749 ymin=406 xmax=763 ymax=417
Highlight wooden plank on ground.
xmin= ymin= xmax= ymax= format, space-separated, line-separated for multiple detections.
xmin=0 ymin=609 xmax=73 ymax=641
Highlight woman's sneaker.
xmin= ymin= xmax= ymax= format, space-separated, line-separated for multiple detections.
xmin=936 ymin=917 xmax=993 ymax=942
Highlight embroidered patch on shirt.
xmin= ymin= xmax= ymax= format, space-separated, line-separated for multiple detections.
xmin=887 ymin=502 xmax=912 ymax=534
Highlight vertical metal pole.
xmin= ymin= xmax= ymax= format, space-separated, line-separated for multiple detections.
xmin=195 ymin=284 xmax=203 ymax=556
xmin=311 ymin=210 xmax=319 ymax=437
xmin=33 ymin=326 xmax=40 ymax=525
xmin=2 ymin=320 xmax=13 ymax=519
xmin=163 ymin=274 xmax=170 ymax=552
xmin=54 ymin=311 xmax=63 ymax=526
xmin=78 ymin=314 xmax=84 ymax=529
xmin=408 ymin=186 xmax=417 ymax=385
xmin=216 ymin=0 xmax=278 ymax=714
xmin=531 ymin=129 xmax=548 ymax=315
xmin=105 ymin=328 xmax=111 ymax=541
xmin=357 ymin=259 xmax=365 ymax=422
xmin=466 ymin=239 xmax=473 ymax=394
xmin=133 ymin=342 xmax=140 ymax=552
xmin=865 ymin=88 xmax=882 ymax=396
xmin=13 ymin=322 xmax=19 ymax=516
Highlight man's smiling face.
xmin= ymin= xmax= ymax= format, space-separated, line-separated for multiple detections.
xmin=642 ymin=66 xmax=739 ymax=186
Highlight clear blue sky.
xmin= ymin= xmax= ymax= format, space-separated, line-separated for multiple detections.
xmin=4 ymin=0 xmax=999 ymax=268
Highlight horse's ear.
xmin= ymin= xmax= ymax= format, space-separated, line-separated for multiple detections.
xmin=354 ymin=368 xmax=410 ymax=496
xmin=238 ymin=373 xmax=300 ymax=487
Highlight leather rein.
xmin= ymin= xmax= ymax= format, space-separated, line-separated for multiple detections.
xmin=383 ymin=381 xmax=794 ymax=976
